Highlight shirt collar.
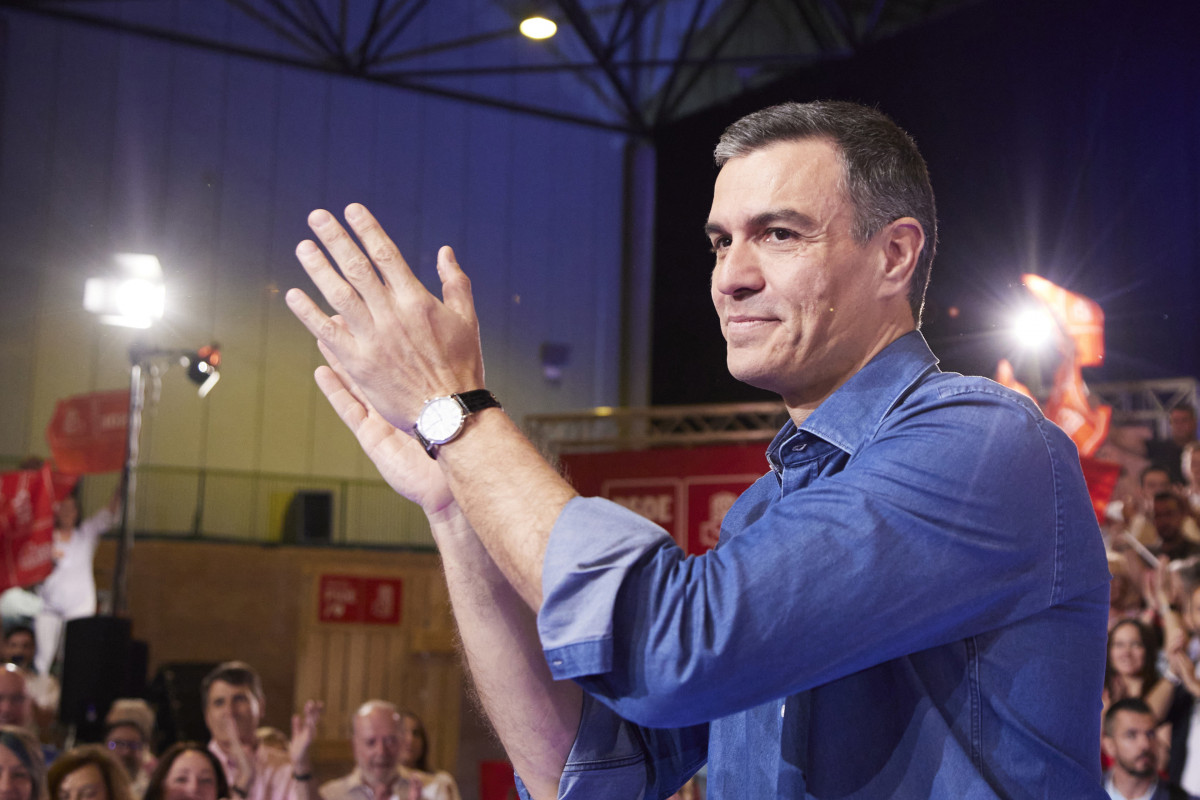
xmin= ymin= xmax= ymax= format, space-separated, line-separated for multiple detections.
xmin=766 ymin=330 xmax=939 ymax=467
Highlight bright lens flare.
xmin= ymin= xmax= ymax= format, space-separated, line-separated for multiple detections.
xmin=520 ymin=16 xmax=557 ymax=39
xmin=1011 ymin=308 xmax=1057 ymax=349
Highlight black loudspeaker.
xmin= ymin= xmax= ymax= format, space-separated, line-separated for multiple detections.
xmin=282 ymin=490 xmax=332 ymax=543
xmin=59 ymin=616 xmax=146 ymax=741
xmin=148 ymin=661 xmax=219 ymax=750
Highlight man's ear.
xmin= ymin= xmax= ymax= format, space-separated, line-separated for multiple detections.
xmin=1100 ymin=733 xmax=1114 ymax=760
xmin=876 ymin=217 xmax=923 ymax=299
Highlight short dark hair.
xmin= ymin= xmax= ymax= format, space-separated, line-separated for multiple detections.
xmin=1171 ymin=403 xmax=1196 ymax=419
xmin=200 ymin=661 xmax=263 ymax=708
xmin=3 ymin=626 xmax=33 ymax=643
xmin=713 ymin=100 xmax=938 ymax=326
xmin=1103 ymin=697 xmax=1154 ymax=736
xmin=1154 ymin=491 xmax=1185 ymax=512
xmin=48 ymin=745 xmax=134 ymax=800
xmin=144 ymin=743 xmax=229 ymax=800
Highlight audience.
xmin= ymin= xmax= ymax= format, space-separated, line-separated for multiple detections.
xmin=47 ymin=746 xmax=135 ymax=800
xmin=319 ymin=702 xmax=458 ymax=800
xmin=143 ymin=743 xmax=228 ymax=800
xmin=102 ymin=699 xmax=156 ymax=799
xmin=1105 ymin=619 xmax=1173 ymax=726
xmin=35 ymin=486 xmax=121 ymax=677
xmin=1103 ymin=698 xmax=1190 ymax=800
xmin=0 ymin=725 xmax=45 ymax=800
xmin=201 ymin=662 xmax=321 ymax=800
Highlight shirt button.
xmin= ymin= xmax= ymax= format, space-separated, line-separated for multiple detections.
xmin=552 ymin=659 xmax=563 ymax=666
xmin=781 ymin=704 xmax=786 ymax=718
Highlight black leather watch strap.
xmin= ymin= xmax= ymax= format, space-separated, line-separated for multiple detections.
xmin=417 ymin=390 xmax=501 ymax=459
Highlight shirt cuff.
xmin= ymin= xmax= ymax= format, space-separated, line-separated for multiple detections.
xmin=539 ymin=496 xmax=676 ymax=681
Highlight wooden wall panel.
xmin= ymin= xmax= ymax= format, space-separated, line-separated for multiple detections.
xmin=94 ymin=539 xmax=463 ymax=784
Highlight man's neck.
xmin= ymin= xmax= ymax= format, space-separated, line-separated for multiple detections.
xmin=361 ymin=769 xmax=398 ymax=797
xmin=1112 ymin=768 xmax=1156 ymax=799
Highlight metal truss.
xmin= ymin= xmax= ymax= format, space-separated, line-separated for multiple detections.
xmin=1091 ymin=377 xmax=1198 ymax=436
xmin=525 ymin=400 xmax=788 ymax=453
xmin=0 ymin=0 xmax=983 ymax=134
xmin=527 ymin=376 xmax=1199 ymax=454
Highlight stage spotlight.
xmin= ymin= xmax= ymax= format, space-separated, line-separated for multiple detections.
xmin=1011 ymin=307 xmax=1058 ymax=350
xmin=182 ymin=344 xmax=221 ymax=397
xmin=83 ymin=253 xmax=165 ymax=329
xmin=520 ymin=16 xmax=556 ymax=39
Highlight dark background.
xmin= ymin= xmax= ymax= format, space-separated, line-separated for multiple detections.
xmin=651 ymin=0 xmax=1200 ymax=405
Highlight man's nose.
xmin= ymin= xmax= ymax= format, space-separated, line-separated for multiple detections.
xmin=712 ymin=241 xmax=763 ymax=297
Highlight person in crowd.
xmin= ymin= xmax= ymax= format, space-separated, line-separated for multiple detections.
xmin=34 ymin=485 xmax=121 ymax=677
xmin=1104 ymin=619 xmax=1173 ymax=722
xmin=201 ymin=662 xmax=321 ymax=800
xmin=143 ymin=743 xmax=228 ymax=800
xmin=103 ymin=702 xmax=155 ymax=800
xmin=1164 ymin=578 xmax=1200 ymax=793
xmin=1 ymin=630 xmax=56 ymax=738
xmin=0 ymin=725 xmax=45 ymax=800
xmin=1103 ymin=698 xmax=1191 ymax=800
xmin=1117 ymin=467 xmax=1200 ymax=551
xmin=1148 ymin=405 xmax=1198 ymax=485
xmin=0 ymin=667 xmax=32 ymax=731
xmin=1154 ymin=493 xmax=1200 ymax=562
xmin=318 ymin=702 xmax=458 ymax=800
xmin=286 ymin=101 xmax=1110 ymax=796
xmin=48 ymin=746 xmax=135 ymax=800
xmin=1183 ymin=442 xmax=1200 ymax=515
xmin=1109 ymin=553 xmax=1159 ymax=632
xmin=253 ymin=730 xmax=288 ymax=757
xmin=393 ymin=710 xmax=454 ymax=797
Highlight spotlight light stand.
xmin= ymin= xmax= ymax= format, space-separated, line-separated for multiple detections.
xmin=110 ymin=343 xmax=220 ymax=617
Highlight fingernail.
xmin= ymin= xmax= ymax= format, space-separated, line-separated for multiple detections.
xmin=297 ymin=240 xmax=318 ymax=255
xmin=309 ymin=209 xmax=333 ymax=229
xmin=345 ymin=203 xmax=365 ymax=222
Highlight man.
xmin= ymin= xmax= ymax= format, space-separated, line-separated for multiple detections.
xmin=1103 ymin=698 xmax=1190 ymax=800
xmin=318 ymin=701 xmax=456 ymax=800
xmin=287 ymin=101 xmax=1110 ymax=798
xmin=202 ymin=661 xmax=323 ymax=800
xmin=1153 ymin=493 xmax=1199 ymax=562
xmin=1148 ymin=405 xmax=1198 ymax=484
xmin=2 ymin=627 xmax=34 ymax=669
xmin=2 ymin=626 xmax=59 ymax=736
xmin=0 ymin=663 xmax=31 ymax=728
xmin=105 ymin=699 xmax=155 ymax=798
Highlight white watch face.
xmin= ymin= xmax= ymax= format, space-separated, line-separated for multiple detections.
xmin=417 ymin=396 xmax=466 ymax=445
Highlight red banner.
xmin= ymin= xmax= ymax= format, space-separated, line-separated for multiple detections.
xmin=317 ymin=575 xmax=403 ymax=625
xmin=45 ymin=390 xmax=129 ymax=474
xmin=560 ymin=445 xmax=767 ymax=555
xmin=0 ymin=466 xmax=57 ymax=591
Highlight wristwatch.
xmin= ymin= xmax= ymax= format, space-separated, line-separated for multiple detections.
xmin=413 ymin=389 xmax=501 ymax=459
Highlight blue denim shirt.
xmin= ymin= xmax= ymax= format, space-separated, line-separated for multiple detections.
xmin=521 ymin=331 xmax=1110 ymax=799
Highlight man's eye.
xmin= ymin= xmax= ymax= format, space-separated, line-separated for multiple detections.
xmin=708 ymin=236 xmax=730 ymax=253
xmin=767 ymin=229 xmax=794 ymax=241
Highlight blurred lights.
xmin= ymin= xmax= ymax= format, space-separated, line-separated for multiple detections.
xmin=83 ymin=253 xmax=165 ymax=328
xmin=1011 ymin=308 xmax=1058 ymax=350
xmin=520 ymin=16 xmax=557 ymax=39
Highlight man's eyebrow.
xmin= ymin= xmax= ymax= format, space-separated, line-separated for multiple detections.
xmin=703 ymin=208 xmax=817 ymax=238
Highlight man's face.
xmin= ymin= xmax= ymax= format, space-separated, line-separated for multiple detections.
xmin=1154 ymin=497 xmax=1184 ymax=541
xmin=106 ymin=722 xmax=146 ymax=776
xmin=1142 ymin=469 xmax=1171 ymax=503
xmin=2 ymin=633 xmax=33 ymax=668
xmin=707 ymin=138 xmax=907 ymax=411
xmin=204 ymin=680 xmax=261 ymax=749
xmin=1170 ymin=409 xmax=1197 ymax=446
xmin=1103 ymin=709 xmax=1157 ymax=779
xmin=0 ymin=669 xmax=29 ymax=726
xmin=352 ymin=708 xmax=400 ymax=786
xmin=54 ymin=497 xmax=79 ymax=530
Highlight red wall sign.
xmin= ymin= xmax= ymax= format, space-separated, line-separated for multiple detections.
xmin=559 ymin=444 xmax=767 ymax=555
xmin=318 ymin=575 xmax=403 ymax=625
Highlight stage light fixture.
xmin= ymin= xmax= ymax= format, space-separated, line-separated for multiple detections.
xmin=1011 ymin=307 xmax=1058 ymax=350
xmin=520 ymin=16 xmax=556 ymax=39
xmin=83 ymin=253 xmax=165 ymax=328
xmin=181 ymin=344 xmax=221 ymax=398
